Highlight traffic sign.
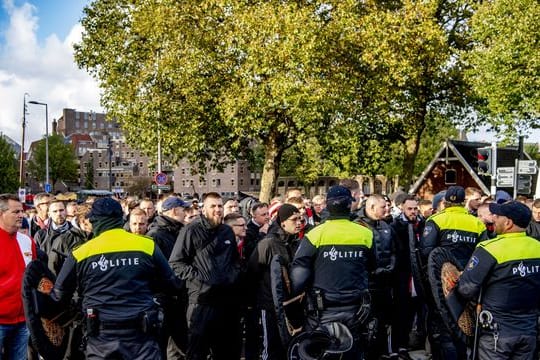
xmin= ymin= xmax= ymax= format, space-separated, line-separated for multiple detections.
xmin=518 ymin=160 xmax=537 ymax=175
xmin=18 ymin=188 xmax=26 ymax=203
xmin=154 ymin=172 xmax=168 ymax=185
xmin=517 ymin=174 xmax=532 ymax=194
xmin=151 ymin=184 xmax=171 ymax=191
xmin=496 ymin=167 xmax=514 ymax=187
xmin=44 ymin=183 xmax=52 ymax=193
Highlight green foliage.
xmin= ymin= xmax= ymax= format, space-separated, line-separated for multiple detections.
xmin=75 ymin=0 xmax=479 ymax=198
xmin=0 ymin=136 xmax=19 ymax=193
xmin=467 ymin=0 xmax=540 ymax=137
xmin=27 ymin=134 xmax=79 ymax=187
xmin=84 ymin=161 xmax=95 ymax=189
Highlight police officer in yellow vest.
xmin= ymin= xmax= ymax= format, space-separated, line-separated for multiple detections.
xmin=30 ymin=197 xmax=183 ymax=359
xmin=420 ymin=186 xmax=488 ymax=360
xmin=457 ymin=201 xmax=540 ymax=360
xmin=291 ymin=185 xmax=375 ymax=359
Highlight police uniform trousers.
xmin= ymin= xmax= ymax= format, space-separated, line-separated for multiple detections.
xmin=85 ymin=328 xmax=161 ymax=360
xmin=306 ymin=305 xmax=364 ymax=360
xmin=186 ymin=303 xmax=242 ymax=360
xmin=478 ymin=332 xmax=537 ymax=360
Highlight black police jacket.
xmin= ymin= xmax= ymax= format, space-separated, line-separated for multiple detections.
xmin=291 ymin=217 xmax=374 ymax=306
xmin=420 ymin=206 xmax=487 ymax=267
xmin=169 ymin=216 xmax=242 ymax=306
xmin=457 ymin=232 xmax=540 ymax=336
xmin=50 ymin=228 xmax=182 ymax=323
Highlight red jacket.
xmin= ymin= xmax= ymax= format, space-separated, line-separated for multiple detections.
xmin=0 ymin=228 xmax=36 ymax=324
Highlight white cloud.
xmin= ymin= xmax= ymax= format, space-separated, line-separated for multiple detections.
xmin=0 ymin=1 xmax=101 ymax=149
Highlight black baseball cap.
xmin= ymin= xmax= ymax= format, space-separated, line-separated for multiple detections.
xmin=489 ymin=201 xmax=532 ymax=229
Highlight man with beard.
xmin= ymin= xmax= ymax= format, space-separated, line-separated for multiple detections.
xmin=34 ymin=199 xmax=73 ymax=276
xmin=390 ymin=195 xmax=424 ymax=359
xmin=169 ymin=192 xmax=242 ymax=360
xmin=248 ymin=204 xmax=302 ymax=360
xmin=457 ymin=201 xmax=540 ymax=359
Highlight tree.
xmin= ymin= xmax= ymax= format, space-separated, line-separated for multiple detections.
xmin=84 ymin=161 xmax=95 ymax=189
xmin=75 ymin=0 xmax=477 ymax=199
xmin=27 ymin=134 xmax=79 ymax=188
xmin=466 ymin=0 xmax=540 ymax=138
xmin=0 ymin=136 xmax=19 ymax=193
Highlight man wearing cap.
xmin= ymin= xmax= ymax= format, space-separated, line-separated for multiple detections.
xmin=420 ymin=185 xmax=488 ymax=360
xmin=248 ymin=204 xmax=303 ymax=360
xmin=457 ymin=201 xmax=540 ymax=359
xmin=146 ymin=196 xmax=191 ymax=358
xmin=169 ymin=192 xmax=243 ymax=360
xmin=432 ymin=190 xmax=446 ymax=215
xmin=290 ymin=185 xmax=374 ymax=358
xmin=28 ymin=197 xmax=182 ymax=359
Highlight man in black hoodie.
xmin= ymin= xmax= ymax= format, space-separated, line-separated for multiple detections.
xmin=169 ymin=192 xmax=242 ymax=360
xmin=248 ymin=204 xmax=302 ymax=360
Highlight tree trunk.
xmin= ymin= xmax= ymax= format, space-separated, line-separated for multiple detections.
xmin=258 ymin=135 xmax=282 ymax=203
xmin=401 ymin=136 xmax=421 ymax=192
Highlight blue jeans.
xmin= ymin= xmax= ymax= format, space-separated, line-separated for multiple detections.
xmin=0 ymin=322 xmax=30 ymax=360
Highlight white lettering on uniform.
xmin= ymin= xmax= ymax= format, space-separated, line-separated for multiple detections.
xmin=512 ymin=261 xmax=540 ymax=277
xmin=90 ymin=254 xmax=141 ymax=272
xmin=322 ymin=246 xmax=364 ymax=261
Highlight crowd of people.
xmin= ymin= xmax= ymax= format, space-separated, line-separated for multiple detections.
xmin=1 ymin=180 xmax=540 ymax=360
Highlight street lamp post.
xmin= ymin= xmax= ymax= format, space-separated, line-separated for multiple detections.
xmin=20 ymin=93 xmax=29 ymax=186
xmin=28 ymin=100 xmax=50 ymax=192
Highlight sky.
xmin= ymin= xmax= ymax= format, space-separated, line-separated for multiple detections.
xmin=0 ymin=1 xmax=537 ymax=152
xmin=0 ymin=0 xmax=101 ymax=150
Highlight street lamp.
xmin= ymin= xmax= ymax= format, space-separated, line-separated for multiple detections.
xmin=28 ymin=100 xmax=50 ymax=193
xmin=20 ymin=93 xmax=29 ymax=186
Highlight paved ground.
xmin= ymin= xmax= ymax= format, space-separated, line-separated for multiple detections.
xmin=409 ymin=349 xmax=431 ymax=359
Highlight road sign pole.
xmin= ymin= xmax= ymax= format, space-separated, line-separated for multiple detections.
xmin=513 ymin=158 xmax=518 ymax=199
xmin=490 ymin=141 xmax=497 ymax=196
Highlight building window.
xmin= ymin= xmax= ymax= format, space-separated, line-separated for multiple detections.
xmin=240 ymin=179 xmax=244 ymax=186
xmin=231 ymin=165 xmax=235 ymax=173
xmin=216 ymin=179 xmax=221 ymax=187
xmin=139 ymin=162 xmax=143 ymax=167
xmin=231 ymin=179 xmax=235 ymax=186
xmin=181 ymin=168 xmax=185 ymax=175
xmin=98 ymin=173 xmax=102 ymax=177
xmin=75 ymin=112 xmax=80 ymax=119
xmin=240 ymin=166 xmax=244 ymax=174
xmin=75 ymin=120 xmax=80 ymax=128
xmin=98 ymin=162 xmax=102 ymax=168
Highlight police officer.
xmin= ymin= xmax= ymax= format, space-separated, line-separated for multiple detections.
xmin=457 ymin=201 xmax=540 ymax=360
xmin=290 ymin=185 xmax=374 ymax=359
xmin=29 ymin=197 xmax=182 ymax=359
xmin=420 ymin=186 xmax=487 ymax=360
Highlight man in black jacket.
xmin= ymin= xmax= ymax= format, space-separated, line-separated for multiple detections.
xmin=169 ymin=192 xmax=242 ymax=360
xmin=248 ymin=204 xmax=302 ymax=360
xmin=356 ymin=195 xmax=396 ymax=359
xmin=526 ymin=199 xmax=540 ymax=240
xmin=34 ymin=199 xmax=73 ymax=276
xmin=146 ymin=196 xmax=191 ymax=359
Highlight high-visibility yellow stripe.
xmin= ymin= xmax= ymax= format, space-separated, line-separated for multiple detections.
xmin=479 ymin=232 xmax=540 ymax=264
xmin=73 ymin=229 xmax=155 ymax=261
xmin=307 ymin=219 xmax=373 ymax=248
xmin=430 ymin=207 xmax=485 ymax=234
